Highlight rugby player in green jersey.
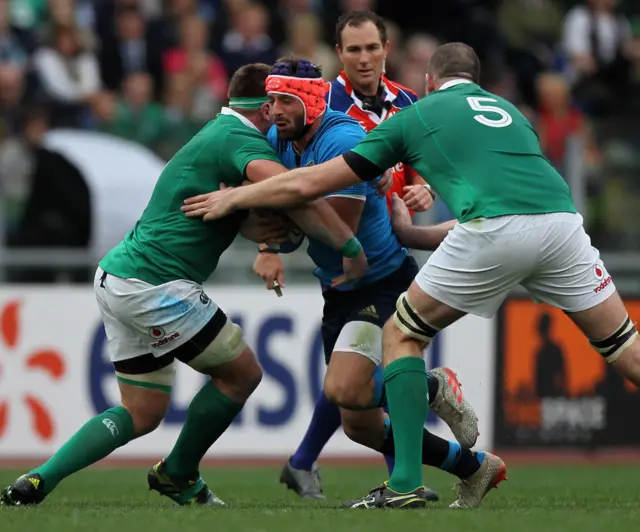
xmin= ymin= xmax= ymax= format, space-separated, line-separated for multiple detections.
xmin=183 ymin=43 xmax=640 ymax=510
xmin=0 ymin=63 xmax=367 ymax=508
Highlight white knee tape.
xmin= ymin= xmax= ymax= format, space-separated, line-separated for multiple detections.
xmin=591 ymin=315 xmax=638 ymax=364
xmin=392 ymin=291 xmax=439 ymax=344
xmin=188 ymin=319 xmax=247 ymax=371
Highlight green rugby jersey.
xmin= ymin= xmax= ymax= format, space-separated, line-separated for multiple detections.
xmin=350 ymin=80 xmax=576 ymax=223
xmin=100 ymin=108 xmax=281 ymax=285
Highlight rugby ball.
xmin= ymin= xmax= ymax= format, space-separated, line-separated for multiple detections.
xmin=266 ymin=224 xmax=305 ymax=254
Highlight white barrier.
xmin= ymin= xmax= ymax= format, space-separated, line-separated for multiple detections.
xmin=0 ymin=286 xmax=495 ymax=458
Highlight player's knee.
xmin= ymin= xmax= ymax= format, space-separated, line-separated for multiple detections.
xmin=237 ymin=346 xmax=263 ymax=394
xmin=324 ymin=353 xmax=375 ymax=409
xmin=187 ymin=315 xmax=262 ymax=402
xmin=121 ymin=394 xmax=170 ymax=437
xmin=209 ymin=346 xmax=263 ymax=404
xmin=390 ymin=291 xmax=440 ymax=347
xmin=590 ymin=315 xmax=639 ymax=364
xmin=116 ymin=366 xmax=173 ymax=437
xmin=324 ymin=374 xmax=363 ymax=409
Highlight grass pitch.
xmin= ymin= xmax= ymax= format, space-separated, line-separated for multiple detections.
xmin=1 ymin=463 xmax=639 ymax=532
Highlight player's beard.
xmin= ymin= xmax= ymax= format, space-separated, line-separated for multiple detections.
xmin=276 ymin=113 xmax=306 ymax=141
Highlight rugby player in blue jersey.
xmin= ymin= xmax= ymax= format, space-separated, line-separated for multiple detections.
xmin=249 ymin=58 xmax=483 ymax=502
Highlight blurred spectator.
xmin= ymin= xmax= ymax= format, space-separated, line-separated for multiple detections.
xmin=499 ymin=0 xmax=564 ymax=107
xmin=6 ymin=106 xmax=92 ymax=283
xmin=145 ymin=0 xmax=200 ymax=95
xmin=211 ymin=0 xmax=251 ymax=48
xmin=563 ymin=0 xmax=635 ymax=114
xmin=96 ymin=72 xmax=165 ymax=149
xmin=156 ymin=71 xmax=204 ymax=158
xmin=627 ymin=17 xmax=640 ymax=84
xmin=382 ymin=18 xmax=401 ymax=80
xmin=46 ymin=0 xmax=97 ymax=48
xmin=8 ymin=0 xmax=46 ymax=50
xmin=0 ymin=0 xmax=28 ymax=126
xmin=0 ymin=61 xmax=29 ymax=231
xmin=164 ymin=15 xmax=228 ymax=102
xmin=99 ymin=5 xmax=152 ymax=92
xmin=89 ymin=89 xmax=117 ymax=128
xmin=268 ymin=0 xmax=318 ymax=45
xmin=279 ymin=13 xmax=339 ymax=80
xmin=485 ymin=68 xmax=531 ymax=117
xmin=536 ymin=72 xmax=600 ymax=171
xmin=0 ymin=65 xmax=26 ymax=135
xmin=220 ymin=1 xmax=277 ymax=75
xmin=146 ymin=0 xmax=199 ymax=57
xmin=0 ymin=0 xmax=28 ymax=69
xmin=32 ymin=24 xmax=101 ymax=127
xmin=397 ymin=33 xmax=439 ymax=97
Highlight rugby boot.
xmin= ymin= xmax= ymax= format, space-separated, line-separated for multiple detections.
xmin=147 ymin=460 xmax=226 ymax=506
xmin=430 ymin=367 xmax=480 ymax=448
xmin=450 ymin=452 xmax=507 ymax=508
xmin=0 ymin=473 xmax=46 ymax=506
xmin=279 ymin=459 xmax=325 ymax=499
xmin=342 ymin=481 xmax=438 ymax=509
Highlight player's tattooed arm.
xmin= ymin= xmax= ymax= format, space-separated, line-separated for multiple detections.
xmin=391 ymin=192 xmax=457 ymax=251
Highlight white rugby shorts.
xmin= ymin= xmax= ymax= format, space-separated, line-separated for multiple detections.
xmin=94 ymin=267 xmax=218 ymax=363
xmin=416 ymin=212 xmax=615 ymax=318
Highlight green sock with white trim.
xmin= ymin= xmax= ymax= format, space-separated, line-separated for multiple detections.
xmin=164 ymin=381 xmax=244 ymax=480
xmin=31 ymin=406 xmax=134 ymax=496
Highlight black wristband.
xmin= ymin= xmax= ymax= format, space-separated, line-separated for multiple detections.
xmin=259 ymin=247 xmax=279 ymax=254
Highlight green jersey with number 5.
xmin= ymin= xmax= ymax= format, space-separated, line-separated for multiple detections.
xmin=350 ymin=80 xmax=576 ymax=223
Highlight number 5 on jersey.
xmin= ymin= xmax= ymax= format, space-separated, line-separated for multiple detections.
xmin=467 ymin=97 xmax=513 ymax=128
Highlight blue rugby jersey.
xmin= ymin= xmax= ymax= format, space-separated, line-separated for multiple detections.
xmin=267 ymin=108 xmax=407 ymax=291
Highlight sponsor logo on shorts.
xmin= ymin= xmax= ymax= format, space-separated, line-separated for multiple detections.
xmin=151 ymin=331 xmax=181 ymax=349
xmin=200 ymin=291 xmax=211 ymax=305
xmin=594 ymin=276 xmax=613 ymax=294
xmin=148 ymin=326 xmax=165 ymax=338
xmin=593 ymin=264 xmax=605 ymax=281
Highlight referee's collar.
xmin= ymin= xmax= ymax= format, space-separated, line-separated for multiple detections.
xmin=439 ymin=79 xmax=473 ymax=91
xmin=220 ymin=107 xmax=260 ymax=132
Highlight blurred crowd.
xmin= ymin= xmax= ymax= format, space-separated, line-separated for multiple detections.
xmin=1 ymin=0 xmax=640 ymax=262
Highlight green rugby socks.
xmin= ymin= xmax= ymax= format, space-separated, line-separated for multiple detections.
xmin=164 ymin=381 xmax=244 ymax=480
xmin=31 ymin=406 xmax=134 ymax=495
xmin=384 ymin=356 xmax=428 ymax=493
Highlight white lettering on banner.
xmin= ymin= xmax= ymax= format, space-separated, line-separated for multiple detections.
xmin=0 ymin=287 xmax=495 ymax=458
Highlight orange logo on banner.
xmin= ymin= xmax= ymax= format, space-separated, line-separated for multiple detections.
xmin=502 ymin=300 xmax=639 ymax=429
xmin=0 ymin=300 xmax=66 ymax=441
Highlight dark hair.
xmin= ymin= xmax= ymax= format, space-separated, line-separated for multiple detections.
xmin=427 ymin=42 xmax=481 ymax=84
xmin=228 ymin=63 xmax=272 ymax=99
xmin=335 ymin=10 xmax=387 ymax=48
xmin=270 ymin=57 xmax=323 ymax=78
